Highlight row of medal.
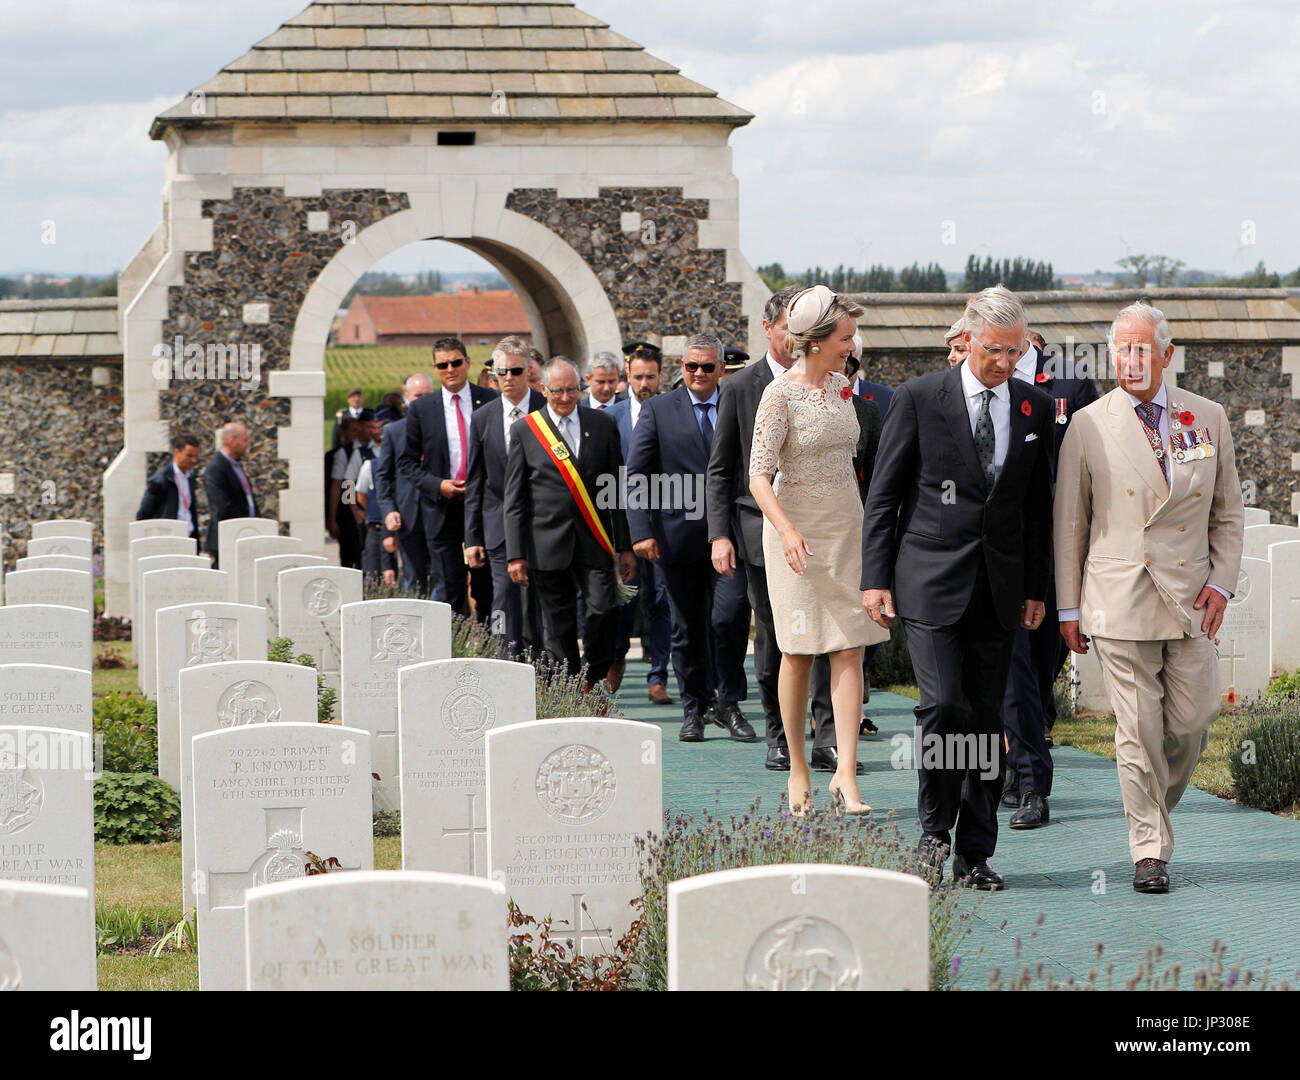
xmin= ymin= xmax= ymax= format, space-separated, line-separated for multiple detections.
xmin=1169 ymin=427 xmax=1215 ymax=463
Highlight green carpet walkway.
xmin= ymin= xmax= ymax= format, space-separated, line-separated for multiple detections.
xmin=613 ymin=656 xmax=1300 ymax=989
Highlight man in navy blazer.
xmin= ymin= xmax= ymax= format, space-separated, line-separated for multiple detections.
xmin=626 ymin=333 xmax=755 ymax=744
xmin=398 ymin=337 xmax=499 ymax=615
xmin=465 ymin=337 xmax=546 ymax=652
xmin=606 ymin=352 xmax=673 ymax=704
xmin=137 ymin=431 xmax=202 ymax=541
xmin=202 ymin=422 xmax=258 ymax=567
xmin=374 ymin=372 xmax=434 ymax=593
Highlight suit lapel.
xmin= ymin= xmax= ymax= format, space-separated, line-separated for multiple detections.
xmin=937 ymin=365 xmax=985 ymax=490
xmin=487 ymin=398 xmax=507 ymax=462
xmin=1106 ymin=388 xmax=1168 ymax=501
xmin=996 ymin=380 xmax=1032 ymax=492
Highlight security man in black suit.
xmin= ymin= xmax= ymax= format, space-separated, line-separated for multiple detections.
xmin=398 ymin=337 xmax=498 ymax=615
xmin=627 ymin=333 xmax=756 ymax=744
xmin=504 ymin=358 xmax=635 ymax=685
xmin=331 ymin=388 xmax=373 ymax=450
xmin=373 ymin=372 xmax=434 ymax=594
xmin=202 ymin=421 xmax=258 ymax=568
xmin=707 ymin=287 xmax=859 ymax=775
xmin=137 ymin=431 xmax=202 ymax=541
xmin=861 ymin=285 xmax=1053 ymax=890
xmin=465 ymin=335 xmax=547 ymax=653
xmin=997 ymin=330 xmax=1100 ymax=825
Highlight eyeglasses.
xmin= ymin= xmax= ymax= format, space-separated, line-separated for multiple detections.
xmin=434 ymin=358 xmax=466 ymax=370
xmin=682 ymin=362 xmax=716 ymax=373
xmin=547 ymin=386 xmax=580 ymax=396
xmin=495 ymin=366 xmax=525 ymax=377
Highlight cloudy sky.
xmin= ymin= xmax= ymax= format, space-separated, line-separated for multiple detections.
xmin=3 ymin=0 xmax=1297 ymax=280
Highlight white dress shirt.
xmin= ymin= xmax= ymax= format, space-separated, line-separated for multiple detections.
xmin=443 ymin=387 xmax=472 ymax=478
xmin=629 ymin=394 xmax=643 ymax=428
xmin=959 ymin=360 xmax=1010 ymax=477
xmin=1012 ymin=345 xmax=1040 ymax=385
xmin=173 ymin=464 xmax=194 ymax=532
xmin=587 ymin=393 xmax=611 ymax=412
xmin=501 ymin=393 xmax=528 ymax=449
xmin=765 ymin=352 xmax=787 ymax=381
xmin=547 ymin=405 xmax=579 ymax=460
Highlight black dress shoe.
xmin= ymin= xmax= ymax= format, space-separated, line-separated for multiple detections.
xmin=953 ymin=855 xmax=1005 ymax=891
xmin=764 ymin=746 xmax=791 ymax=771
xmin=715 ymin=702 xmax=757 ymax=742
xmin=1000 ymin=775 xmax=1020 ymax=809
xmin=810 ymin=746 xmax=865 ymax=775
xmin=916 ymin=835 xmax=951 ymax=870
xmin=1009 ymin=791 xmax=1049 ymax=829
xmin=1133 ymin=858 xmax=1170 ymax=893
xmin=859 ymin=716 xmax=878 ymax=738
xmin=678 ymin=713 xmax=705 ymax=743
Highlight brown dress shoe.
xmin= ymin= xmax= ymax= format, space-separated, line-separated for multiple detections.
xmin=605 ymin=658 xmax=625 ymax=693
xmin=647 ymin=682 xmax=673 ymax=705
xmin=1133 ymin=858 xmax=1170 ymax=893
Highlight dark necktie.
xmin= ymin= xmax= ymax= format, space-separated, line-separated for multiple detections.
xmin=1137 ymin=400 xmax=1168 ymax=484
xmin=974 ymin=389 xmax=996 ymax=489
xmin=695 ymin=402 xmax=714 ymax=449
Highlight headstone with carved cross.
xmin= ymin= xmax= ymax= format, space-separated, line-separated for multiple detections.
xmin=0 ymin=665 xmax=91 ymax=734
xmin=1268 ymin=540 xmax=1300 ymax=674
xmin=278 ymin=566 xmax=361 ymax=695
xmin=178 ymin=660 xmax=319 ymax=916
xmin=254 ymin=553 xmax=326 ymax=640
xmin=341 ymin=599 xmax=452 ymax=811
xmin=0 ymin=881 xmax=95 ymax=990
xmin=244 ymin=870 xmax=508 ymax=990
xmin=0 ymin=725 xmax=95 ymax=892
xmin=485 ymin=717 xmax=661 ymax=957
xmin=192 ymin=721 xmax=372 ymax=991
xmin=155 ymin=602 xmax=268 ymax=792
xmin=0 ymin=606 xmax=92 ymax=672
xmin=399 ymin=658 xmax=534 ymax=876
xmin=1217 ymin=556 xmax=1271 ymax=706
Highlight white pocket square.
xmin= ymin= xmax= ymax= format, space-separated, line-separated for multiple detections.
xmin=1024 ymin=432 xmax=1039 ymax=442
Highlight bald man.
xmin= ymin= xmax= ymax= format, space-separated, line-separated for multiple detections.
xmin=203 ymin=421 xmax=258 ymax=567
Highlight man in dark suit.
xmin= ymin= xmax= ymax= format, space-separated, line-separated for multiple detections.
xmin=861 ymin=285 xmax=1053 ymax=890
xmin=465 ymin=336 xmax=546 ymax=653
xmin=997 ymin=330 xmax=1101 ymax=825
xmin=137 ymin=431 xmax=202 ymax=541
xmin=202 ymin=421 xmax=258 ymax=567
xmin=627 ymin=333 xmax=756 ymax=743
xmin=707 ymin=288 xmax=859 ymax=775
xmin=374 ymin=372 xmax=434 ymax=593
xmin=504 ymin=358 xmax=635 ymax=685
xmin=331 ymin=388 xmax=373 ymax=450
xmin=584 ymin=353 xmax=627 ymax=410
xmin=849 ymin=334 xmax=894 ymax=419
xmin=398 ymin=337 xmax=498 ymax=615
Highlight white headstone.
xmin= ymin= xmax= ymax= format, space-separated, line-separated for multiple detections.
xmin=1218 ymin=557 xmax=1271 ymax=705
xmin=4 ymin=568 xmax=92 ymax=614
xmin=15 ymin=555 xmax=92 ymax=573
xmin=0 ymin=606 xmax=92 ymax=671
xmin=668 ymin=865 xmax=930 ymax=991
xmin=234 ymin=535 xmax=304 ymax=606
xmin=129 ymin=535 xmax=198 ymax=665
xmin=486 ymin=717 xmax=661 ymax=956
xmin=27 ymin=536 xmax=92 ymax=560
xmin=192 ymin=722 xmax=373 ymax=991
xmin=178 ymin=661 xmax=318 ymax=915
xmin=216 ymin=517 xmax=276 ymax=579
xmin=0 ymin=666 xmax=92 ymax=734
xmin=31 ymin=520 xmax=94 ymax=542
xmin=0 ymin=726 xmax=94 ymax=891
xmin=244 ymin=871 xmax=508 ymax=991
xmin=1243 ymin=524 xmax=1300 ymax=560
xmin=129 ymin=519 xmax=192 ymax=543
xmin=400 ymin=659 xmax=535 ymax=875
xmin=342 ymin=599 xmax=453 ymax=810
xmin=277 ymin=567 xmax=362 ymax=694
xmin=155 ymin=603 xmax=269 ymax=792
xmin=1070 ymin=646 xmax=1110 ymax=712
xmin=139 ymin=568 xmax=229 ymax=698
xmin=0 ymin=881 xmax=96 ymax=990
xmin=134 ymin=555 xmax=212 ymax=688
xmin=1268 ymin=540 xmax=1300 ymax=675
xmin=254 ymin=553 xmax=327 ymax=639
xmin=1242 ymin=507 xmax=1270 ymax=527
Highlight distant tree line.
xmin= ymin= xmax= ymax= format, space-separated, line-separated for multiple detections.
xmin=757 ymin=262 xmax=949 ymax=293
xmin=0 ymin=275 xmax=117 ymax=300
xmin=961 ymin=256 xmax=1056 ymax=291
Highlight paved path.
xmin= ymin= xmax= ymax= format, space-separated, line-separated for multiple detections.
xmin=614 ymin=658 xmax=1300 ymax=988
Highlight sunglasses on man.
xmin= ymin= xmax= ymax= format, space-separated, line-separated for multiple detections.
xmin=682 ymin=361 xmax=716 ymax=373
xmin=494 ymin=365 xmax=526 ymax=377
xmin=434 ymin=357 xmax=466 ymax=370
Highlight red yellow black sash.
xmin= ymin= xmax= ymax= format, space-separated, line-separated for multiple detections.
xmin=524 ymin=412 xmax=615 ymax=557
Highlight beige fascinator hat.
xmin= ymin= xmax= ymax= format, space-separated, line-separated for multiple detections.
xmin=785 ymin=284 xmax=837 ymax=335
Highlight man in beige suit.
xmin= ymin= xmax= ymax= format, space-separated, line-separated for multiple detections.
xmin=1055 ymin=301 xmax=1244 ymax=894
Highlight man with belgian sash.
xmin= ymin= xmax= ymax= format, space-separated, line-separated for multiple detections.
xmin=504 ymin=357 xmax=636 ymax=688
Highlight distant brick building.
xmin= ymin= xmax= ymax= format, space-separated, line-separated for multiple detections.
xmin=336 ymin=291 xmax=532 ymax=347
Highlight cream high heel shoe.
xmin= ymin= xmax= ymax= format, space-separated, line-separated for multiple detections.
xmin=828 ymin=778 xmax=871 ymax=816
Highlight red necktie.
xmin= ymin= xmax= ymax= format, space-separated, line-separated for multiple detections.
xmin=453 ymin=393 xmax=469 ymax=484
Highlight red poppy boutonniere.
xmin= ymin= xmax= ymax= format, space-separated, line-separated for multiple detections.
xmin=840 ymin=386 xmax=853 ymax=400
xmin=1020 ymin=400 xmax=1033 ymax=416
xmin=1179 ymin=410 xmax=1195 ymax=425
xmin=1035 ymin=372 xmax=1049 ymax=384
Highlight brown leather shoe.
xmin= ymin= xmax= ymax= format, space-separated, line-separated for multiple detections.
xmin=647 ymin=682 xmax=673 ymax=705
xmin=605 ymin=658 xmax=625 ymax=693
xmin=1133 ymin=858 xmax=1170 ymax=893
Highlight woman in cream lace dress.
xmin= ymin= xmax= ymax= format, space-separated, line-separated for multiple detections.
xmin=749 ymin=286 xmax=890 ymax=815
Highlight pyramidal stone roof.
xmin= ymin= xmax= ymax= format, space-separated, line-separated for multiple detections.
xmin=151 ymin=1 xmax=752 ymax=136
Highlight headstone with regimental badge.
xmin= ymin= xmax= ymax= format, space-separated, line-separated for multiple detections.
xmin=253 ymin=553 xmax=327 ymax=639
xmin=26 ymin=536 xmax=92 ymax=560
xmin=399 ymin=658 xmax=535 ymax=875
xmin=341 ymin=599 xmax=453 ymax=810
xmin=192 ymin=721 xmax=372 ymax=991
xmin=139 ymin=567 xmax=229 ymax=698
xmin=485 ymin=717 xmax=661 ymax=956
xmin=277 ymin=566 xmax=361 ymax=694
xmin=0 ymin=881 xmax=96 ymax=990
